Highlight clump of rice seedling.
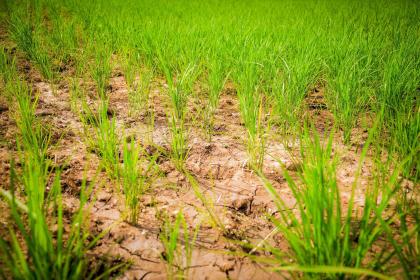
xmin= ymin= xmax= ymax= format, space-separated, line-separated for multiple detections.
xmin=91 ymin=48 xmax=112 ymax=99
xmin=8 ymin=13 xmax=54 ymax=82
xmin=257 ymin=125 xmax=400 ymax=279
xmin=94 ymin=100 xmax=120 ymax=178
xmin=383 ymin=192 xmax=420 ymax=279
xmin=0 ymin=162 xmax=123 ymax=279
xmin=159 ymin=211 xmax=198 ymax=280
xmin=326 ymin=51 xmax=373 ymax=144
xmin=79 ymin=98 xmax=120 ymax=179
xmin=389 ymin=112 xmax=419 ymax=180
xmin=235 ymin=63 xmax=268 ymax=171
xmin=0 ymin=47 xmax=17 ymax=85
xmin=158 ymin=51 xmax=196 ymax=170
xmin=13 ymin=81 xmax=51 ymax=168
xmin=128 ymin=68 xmax=153 ymax=118
xmin=369 ymin=132 xmax=420 ymax=279
xmin=269 ymin=49 xmax=320 ymax=135
xmin=121 ymin=50 xmax=137 ymax=92
xmin=168 ymin=118 xmax=188 ymax=171
xmin=69 ymin=77 xmax=84 ymax=113
xmin=121 ymin=138 xmax=157 ymax=224
xmin=121 ymin=139 xmax=141 ymax=224
xmin=202 ymin=59 xmax=227 ymax=141
xmin=379 ymin=49 xmax=420 ymax=180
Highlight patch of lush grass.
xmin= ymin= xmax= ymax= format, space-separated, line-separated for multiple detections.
xmin=257 ymin=125 xmax=414 ymax=279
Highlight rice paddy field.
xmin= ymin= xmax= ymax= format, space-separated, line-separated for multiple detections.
xmin=0 ymin=0 xmax=419 ymax=279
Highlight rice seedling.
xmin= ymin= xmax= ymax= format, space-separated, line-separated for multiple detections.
xmin=13 ymin=82 xmax=51 ymax=169
xmin=127 ymin=68 xmax=153 ymax=118
xmin=43 ymin=4 xmax=80 ymax=73
xmin=0 ymin=47 xmax=16 ymax=85
xmin=326 ymin=52 xmax=374 ymax=144
xmin=159 ymin=211 xmax=199 ymax=280
xmin=8 ymin=12 xmax=54 ymax=82
xmin=378 ymin=47 xmax=420 ymax=180
xmin=0 ymin=161 xmax=123 ymax=279
xmin=120 ymin=139 xmax=141 ymax=224
xmin=121 ymin=50 xmax=137 ymax=92
xmin=168 ymin=118 xmax=188 ymax=171
xmin=93 ymin=100 xmax=120 ymax=178
xmin=365 ymin=126 xmax=420 ymax=279
xmin=384 ymin=193 xmax=420 ymax=279
xmin=91 ymin=48 xmax=112 ymax=99
xmin=257 ymin=125 xmax=403 ymax=279
xmin=202 ymin=58 xmax=228 ymax=141
xmin=158 ymin=50 xmax=197 ymax=170
xmin=389 ymin=112 xmax=420 ymax=181
xmin=79 ymin=98 xmax=120 ymax=179
xmin=370 ymin=161 xmax=420 ymax=280
xmin=121 ymin=138 xmax=158 ymax=224
xmin=69 ymin=77 xmax=84 ymax=113
xmin=235 ymin=61 xmax=268 ymax=171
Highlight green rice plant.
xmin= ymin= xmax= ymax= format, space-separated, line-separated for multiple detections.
xmin=384 ymin=194 xmax=420 ymax=279
xmin=367 ymin=126 xmax=419 ymax=279
xmin=1 ymin=72 xmax=104 ymax=278
xmin=0 ymin=162 xmax=122 ymax=279
xmin=159 ymin=211 xmax=199 ymax=280
xmin=202 ymin=59 xmax=228 ymax=141
xmin=94 ymin=100 xmax=120 ymax=178
xmin=120 ymin=49 xmax=137 ymax=91
xmin=1 ymin=73 xmax=125 ymax=278
xmin=0 ymin=53 xmax=20 ymax=104
xmin=42 ymin=4 xmax=80 ymax=73
xmin=0 ymin=71 xmax=88 ymax=278
xmin=168 ymin=118 xmax=188 ymax=171
xmin=257 ymin=125 xmax=399 ymax=279
xmin=2 ymin=0 xmax=420 ymax=277
xmin=121 ymin=139 xmax=141 ymax=224
xmin=69 ymin=77 xmax=84 ymax=113
xmin=158 ymin=51 xmax=196 ymax=170
xmin=13 ymin=81 xmax=51 ymax=168
xmin=326 ymin=45 xmax=374 ymax=144
xmin=235 ymin=62 xmax=268 ymax=171
xmin=121 ymin=139 xmax=157 ymax=224
xmin=379 ymin=48 xmax=420 ymax=180
xmin=389 ymin=111 xmax=419 ymax=181
xmin=0 ymin=47 xmax=17 ymax=85
xmin=270 ymin=47 xmax=320 ymax=134
xmin=91 ymin=48 xmax=112 ymax=99
xmin=173 ymin=63 xmax=197 ymax=122
xmin=8 ymin=13 xmax=54 ymax=81
xmin=79 ymin=99 xmax=120 ymax=179
xmin=128 ymin=68 xmax=153 ymax=118
xmin=79 ymin=96 xmax=100 ymax=127
xmin=371 ymin=157 xmax=420 ymax=280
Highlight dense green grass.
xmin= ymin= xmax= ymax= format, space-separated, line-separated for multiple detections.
xmin=4 ymin=0 xmax=418 ymax=176
xmin=258 ymin=125 xmax=406 ymax=279
xmin=1 ymin=0 xmax=419 ymax=278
